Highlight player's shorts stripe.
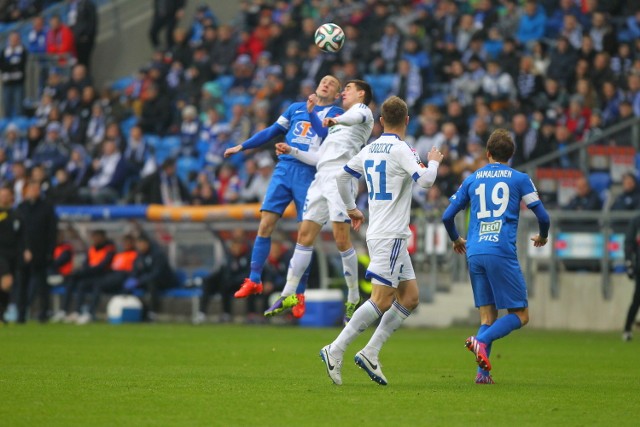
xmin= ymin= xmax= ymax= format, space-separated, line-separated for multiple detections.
xmin=392 ymin=300 xmax=411 ymax=317
xmin=522 ymin=192 xmax=540 ymax=206
xmin=344 ymin=165 xmax=362 ymax=179
xmin=412 ymin=172 xmax=420 ymax=182
xmin=295 ymin=244 xmax=313 ymax=252
xmin=365 ymin=269 xmax=393 ymax=287
xmin=389 ymin=238 xmax=401 ymax=274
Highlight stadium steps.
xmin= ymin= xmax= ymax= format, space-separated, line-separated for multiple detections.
xmin=404 ymin=282 xmax=477 ymax=328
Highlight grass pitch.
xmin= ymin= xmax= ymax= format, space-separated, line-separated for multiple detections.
xmin=1 ymin=323 xmax=638 ymax=426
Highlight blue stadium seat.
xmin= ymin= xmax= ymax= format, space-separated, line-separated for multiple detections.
xmin=144 ymin=134 xmax=161 ymax=149
xmin=214 ymin=75 xmax=234 ymax=94
xmin=120 ymin=115 xmax=138 ymax=137
xmin=111 ymin=76 xmax=135 ymax=92
xmin=160 ymin=136 xmax=182 ymax=153
xmin=589 ymin=172 xmax=612 ymax=201
xmin=176 ymin=157 xmax=201 ymax=183
xmin=364 ymin=74 xmax=394 ymax=104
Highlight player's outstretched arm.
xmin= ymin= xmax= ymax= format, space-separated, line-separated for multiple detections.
xmin=336 ymin=167 xmax=362 ymax=230
xmin=529 ymin=203 xmax=550 ymax=247
xmin=323 ymin=104 xmax=372 ymax=128
xmin=306 ymin=94 xmax=329 ymax=138
xmin=275 ymin=142 xmax=319 ymax=166
xmin=224 ymin=123 xmax=285 ymax=157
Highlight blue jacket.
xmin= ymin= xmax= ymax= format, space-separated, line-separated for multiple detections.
xmin=516 ymin=9 xmax=547 ymax=44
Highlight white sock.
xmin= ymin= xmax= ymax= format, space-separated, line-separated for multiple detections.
xmin=281 ymin=244 xmax=313 ymax=296
xmin=340 ymin=247 xmax=360 ymax=304
xmin=331 ymin=300 xmax=382 ymax=358
xmin=363 ymin=300 xmax=411 ymax=359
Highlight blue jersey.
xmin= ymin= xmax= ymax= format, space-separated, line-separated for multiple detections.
xmin=275 ymin=102 xmax=343 ymax=169
xmin=447 ymin=163 xmax=541 ymax=258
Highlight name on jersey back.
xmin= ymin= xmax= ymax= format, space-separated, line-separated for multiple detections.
xmin=476 ymin=170 xmax=513 ymax=179
xmin=368 ymin=143 xmax=393 ymax=154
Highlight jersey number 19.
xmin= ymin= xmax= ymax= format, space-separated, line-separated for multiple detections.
xmin=475 ymin=182 xmax=509 ymax=219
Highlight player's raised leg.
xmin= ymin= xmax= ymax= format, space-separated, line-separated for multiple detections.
xmin=235 ymin=211 xmax=280 ymax=298
xmin=333 ymin=221 xmax=361 ymax=323
xmin=265 ymin=220 xmax=322 ymax=316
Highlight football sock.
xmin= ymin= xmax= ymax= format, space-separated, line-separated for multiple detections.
xmin=340 ymin=247 xmax=360 ymax=304
xmin=331 ymin=300 xmax=382 ymax=358
xmin=249 ymin=236 xmax=271 ymax=283
xmin=295 ymin=263 xmax=311 ymax=295
xmin=477 ymin=324 xmax=493 ymax=376
xmin=281 ymin=244 xmax=313 ymax=297
xmin=477 ymin=313 xmax=522 ymax=346
xmin=363 ymin=300 xmax=411 ymax=359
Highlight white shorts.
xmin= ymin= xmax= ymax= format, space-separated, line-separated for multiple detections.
xmin=302 ymin=170 xmax=355 ymax=225
xmin=365 ymin=238 xmax=416 ymax=288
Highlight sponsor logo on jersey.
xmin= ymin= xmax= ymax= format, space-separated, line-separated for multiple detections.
xmin=479 ymin=220 xmax=502 ymax=235
xmin=292 ymin=121 xmax=316 ymax=138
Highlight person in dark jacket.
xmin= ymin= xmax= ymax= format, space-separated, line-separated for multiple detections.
xmin=51 ymin=229 xmax=116 ymax=323
xmin=562 ymin=177 xmax=602 ymax=211
xmin=124 ymin=234 xmax=176 ymax=320
xmin=611 ymin=173 xmax=640 ymax=211
xmin=623 ymin=214 xmax=640 ymax=341
xmin=0 ymin=185 xmax=21 ymax=322
xmin=16 ymin=179 xmax=57 ymax=323
xmin=149 ymin=0 xmax=186 ymax=49
xmin=0 ymin=31 xmax=28 ymax=118
xmin=139 ymin=84 xmax=172 ymax=135
xmin=67 ymin=0 xmax=98 ymax=69
xmin=134 ymin=157 xmax=190 ymax=205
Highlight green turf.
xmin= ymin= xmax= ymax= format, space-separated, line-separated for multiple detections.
xmin=1 ymin=324 xmax=639 ymax=426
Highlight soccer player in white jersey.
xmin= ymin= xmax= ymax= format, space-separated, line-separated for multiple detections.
xmin=320 ymin=96 xmax=444 ymax=386
xmin=264 ymin=80 xmax=374 ymax=320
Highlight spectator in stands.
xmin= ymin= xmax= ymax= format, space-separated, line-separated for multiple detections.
xmin=391 ymin=59 xmax=422 ymax=115
xmin=178 ymin=105 xmax=200 ymax=157
xmin=134 ymin=157 xmax=190 ymax=205
xmin=626 ymin=10 xmax=640 ymax=40
xmin=191 ymin=180 xmax=218 ymax=205
xmin=11 ymin=161 xmax=26 ymax=205
xmin=85 ymin=102 xmax=106 ymax=152
xmin=600 ymin=80 xmax=623 ymax=127
xmin=124 ymin=124 xmax=152 ymax=177
xmin=497 ymin=0 xmax=522 ymax=39
xmin=16 ymin=179 xmax=57 ymax=323
xmin=48 ymin=168 xmax=79 ymax=205
xmin=0 ymin=149 xmax=11 ymax=183
xmin=481 ymin=60 xmax=516 ymax=112
xmin=82 ymin=234 xmax=138 ymax=324
xmin=80 ymin=140 xmax=128 ymax=204
xmin=46 ymin=15 xmax=76 ymax=62
xmin=516 ymin=56 xmax=544 ymax=114
xmin=240 ymin=155 xmax=272 ymax=204
xmin=561 ymin=95 xmax=591 ymax=140
xmin=51 ymin=229 xmax=116 ymax=323
xmin=68 ymin=0 xmax=98 ymax=69
xmin=563 ymin=176 xmax=602 ymax=211
xmin=27 ymin=15 xmax=47 ymax=54
xmin=211 ymin=25 xmax=237 ymax=76
xmin=510 ymin=113 xmax=538 ymax=167
xmin=589 ymin=12 xmax=616 ymax=54
xmin=125 ymin=233 xmax=177 ymax=321
xmin=592 ymin=53 xmax=615 ymax=91
xmin=32 ymin=122 xmax=70 ymax=175
xmin=534 ymin=78 xmax=567 ymax=121
xmin=214 ymin=162 xmax=240 ymax=204
xmin=560 ymin=14 xmax=583 ymax=50
xmin=139 ymin=84 xmax=171 ymax=135
xmin=1 ymin=0 xmax=41 ymax=22
xmin=547 ymin=37 xmax=578 ymax=88
xmin=1 ymin=123 xmax=29 ymax=163
xmin=516 ymin=0 xmax=547 ymax=48
xmin=1 ymin=31 xmax=28 ymax=118
xmin=611 ymin=173 xmax=640 ymax=211
xmin=149 ymin=0 xmax=185 ymax=49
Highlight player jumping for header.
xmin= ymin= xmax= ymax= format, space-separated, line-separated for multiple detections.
xmin=442 ymin=128 xmax=550 ymax=384
xmin=320 ymin=96 xmax=443 ymax=386
xmin=265 ymin=79 xmax=375 ymax=321
xmin=224 ymin=76 xmax=343 ymax=315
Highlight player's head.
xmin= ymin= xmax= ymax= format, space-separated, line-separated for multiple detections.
xmin=315 ymin=75 xmax=341 ymax=104
xmin=341 ymin=79 xmax=373 ymax=109
xmin=486 ymin=129 xmax=515 ymax=163
xmin=380 ymin=96 xmax=409 ymax=129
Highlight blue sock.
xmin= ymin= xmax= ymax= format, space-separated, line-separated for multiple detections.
xmin=477 ymin=313 xmax=522 ymax=346
xmin=295 ymin=263 xmax=311 ymax=294
xmin=477 ymin=324 xmax=492 ymax=376
xmin=249 ymin=236 xmax=271 ymax=283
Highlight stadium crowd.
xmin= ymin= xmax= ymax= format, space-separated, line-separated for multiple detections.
xmin=1 ymin=0 xmax=640 ymax=212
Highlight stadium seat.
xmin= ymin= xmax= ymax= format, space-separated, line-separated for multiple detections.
xmin=111 ymin=76 xmax=135 ymax=92
xmin=120 ymin=115 xmax=138 ymax=137
xmin=160 ymin=136 xmax=182 ymax=153
xmin=364 ymin=74 xmax=394 ymax=104
xmin=213 ymin=75 xmax=234 ymax=94
xmin=589 ymin=172 xmax=612 ymax=201
xmin=144 ymin=134 xmax=161 ymax=149
xmin=177 ymin=157 xmax=202 ymax=183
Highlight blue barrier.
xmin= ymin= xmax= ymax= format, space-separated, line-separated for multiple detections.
xmin=56 ymin=205 xmax=148 ymax=221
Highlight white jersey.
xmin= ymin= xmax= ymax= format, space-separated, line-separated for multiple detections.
xmin=316 ymin=103 xmax=374 ymax=174
xmin=343 ymin=133 xmax=439 ymax=240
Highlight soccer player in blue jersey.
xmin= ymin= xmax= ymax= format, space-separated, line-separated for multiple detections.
xmin=224 ymin=76 xmax=343 ymax=306
xmin=442 ymin=129 xmax=550 ymax=384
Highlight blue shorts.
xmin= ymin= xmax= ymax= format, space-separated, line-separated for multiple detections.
xmin=468 ymin=254 xmax=528 ymax=310
xmin=261 ymin=161 xmax=316 ymax=221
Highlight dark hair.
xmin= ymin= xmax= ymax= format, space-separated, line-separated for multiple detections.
xmin=486 ymin=129 xmax=515 ymax=162
xmin=346 ymin=79 xmax=373 ymax=106
xmin=380 ymin=96 xmax=408 ymax=128
xmin=91 ymin=229 xmax=107 ymax=238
